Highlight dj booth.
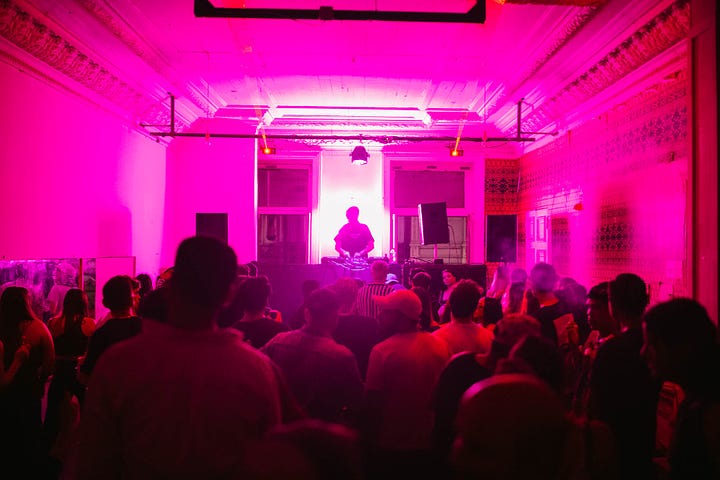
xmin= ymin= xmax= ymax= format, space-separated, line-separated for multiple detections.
xmin=255 ymin=259 xmax=487 ymax=322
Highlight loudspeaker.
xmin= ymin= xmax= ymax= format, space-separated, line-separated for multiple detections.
xmin=418 ymin=202 xmax=450 ymax=245
xmin=486 ymin=214 xmax=517 ymax=263
xmin=196 ymin=213 xmax=228 ymax=243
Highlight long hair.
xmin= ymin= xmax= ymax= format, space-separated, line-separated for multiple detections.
xmin=0 ymin=287 xmax=38 ymax=362
xmin=61 ymin=288 xmax=89 ymax=336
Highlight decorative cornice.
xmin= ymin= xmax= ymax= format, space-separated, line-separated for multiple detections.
xmin=518 ymin=0 xmax=690 ymax=134
xmin=480 ymin=6 xmax=600 ymax=119
xmin=0 ymin=0 xmax=188 ymax=132
xmin=75 ymin=0 xmax=209 ymax=115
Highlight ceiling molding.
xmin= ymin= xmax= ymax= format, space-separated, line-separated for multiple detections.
xmin=0 ymin=0 xmax=190 ymax=132
xmin=518 ymin=0 xmax=690 ymax=134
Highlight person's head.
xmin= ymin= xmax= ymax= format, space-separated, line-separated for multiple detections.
xmin=488 ymin=266 xmax=510 ymax=298
xmin=442 ymin=269 xmax=459 ymax=287
xmin=304 ymin=288 xmax=340 ymax=334
xmin=586 ymin=282 xmax=616 ymax=336
xmin=62 ymin=288 xmax=89 ymax=320
xmin=475 ymin=296 xmax=503 ymax=327
xmin=345 ymin=206 xmax=360 ymax=223
xmin=505 ymin=282 xmax=526 ymax=315
xmin=330 ymin=277 xmax=359 ymax=313
xmin=501 ymin=335 xmax=565 ymax=396
xmin=0 ymin=286 xmax=36 ymax=327
xmin=374 ymin=289 xmax=422 ymax=336
xmin=137 ymin=287 xmax=169 ymax=324
xmin=494 ymin=314 xmax=541 ymax=350
xmin=241 ymin=419 xmax=362 ymax=480
xmin=301 ymin=279 xmax=321 ymax=301
xmin=53 ymin=262 xmax=77 ymax=286
xmin=449 ymin=279 xmax=483 ymax=322
xmin=370 ymin=260 xmax=389 ymax=283
xmin=156 ymin=267 xmax=174 ymax=288
xmin=453 ymin=374 xmax=569 ymax=480
xmin=237 ymin=275 xmax=272 ymax=315
xmin=102 ymin=275 xmax=135 ymax=313
xmin=642 ymin=298 xmax=718 ymax=392
xmin=136 ymin=273 xmax=153 ymax=297
xmin=0 ymin=287 xmax=37 ymax=351
xmin=529 ymin=263 xmax=557 ymax=296
xmin=410 ymin=270 xmax=431 ymax=290
xmin=385 ymin=273 xmax=399 ymax=286
xmin=410 ymin=286 xmax=434 ymax=331
xmin=510 ymin=268 xmax=528 ymax=286
xmin=609 ymin=273 xmax=648 ymax=326
xmin=170 ymin=235 xmax=238 ymax=315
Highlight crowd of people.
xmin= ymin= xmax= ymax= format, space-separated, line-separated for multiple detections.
xmin=0 ymin=235 xmax=718 ymax=479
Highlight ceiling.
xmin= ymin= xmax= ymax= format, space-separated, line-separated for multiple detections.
xmin=1 ymin=0 xmax=687 ymax=150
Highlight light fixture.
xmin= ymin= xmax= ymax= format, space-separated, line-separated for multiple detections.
xmin=350 ymin=146 xmax=369 ymax=165
xmin=450 ymin=148 xmax=464 ymax=157
xmin=260 ymin=146 xmax=276 ymax=155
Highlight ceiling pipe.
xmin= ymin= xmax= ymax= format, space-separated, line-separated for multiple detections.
xmin=142 ymin=94 xmax=537 ymax=143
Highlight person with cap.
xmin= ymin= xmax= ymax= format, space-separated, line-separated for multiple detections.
xmin=364 ymin=289 xmax=451 ymax=478
xmin=385 ymin=273 xmax=405 ymax=292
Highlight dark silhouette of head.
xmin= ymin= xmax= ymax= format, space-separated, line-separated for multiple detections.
xmin=345 ymin=206 xmax=360 ymax=223
xmin=529 ymin=263 xmax=557 ymax=295
xmin=62 ymin=288 xmax=89 ymax=331
xmin=102 ymin=275 xmax=135 ymax=312
xmin=0 ymin=287 xmax=37 ymax=352
xmin=171 ymin=236 xmax=238 ymax=311
xmin=137 ymin=287 xmax=169 ymax=324
xmin=411 ymin=270 xmax=431 ymax=290
xmin=609 ymin=273 xmax=648 ymax=325
xmin=237 ymin=275 xmax=272 ymax=315
xmin=453 ymin=374 xmax=569 ymax=480
xmin=305 ymin=288 xmax=340 ymax=333
xmin=643 ymin=298 xmax=718 ymax=394
xmin=449 ymin=279 xmax=483 ymax=321
xmin=136 ymin=273 xmax=153 ymax=297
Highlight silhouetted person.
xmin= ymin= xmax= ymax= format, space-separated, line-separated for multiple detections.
xmin=231 ymin=275 xmax=288 ymax=349
xmin=72 ymin=236 xmax=285 ymax=479
xmin=643 ymin=298 xmax=720 ymax=480
xmin=588 ymin=273 xmax=660 ymax=480
xmin=334 ymin=206 xmax=374 ymax=259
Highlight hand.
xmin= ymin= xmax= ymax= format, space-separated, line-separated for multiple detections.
xmin=566 ymin=321 xmax=580 ymax=346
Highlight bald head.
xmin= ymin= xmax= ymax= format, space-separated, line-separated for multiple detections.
xmin=453 ymin=374 xmax=569 ymax=480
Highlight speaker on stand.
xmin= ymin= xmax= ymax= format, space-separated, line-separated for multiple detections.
xmin=418 ymin=202 xmax=450 ymax=262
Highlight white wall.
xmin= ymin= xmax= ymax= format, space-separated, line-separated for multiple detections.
xmin=0 ymin=60 xmax=166 ymax=277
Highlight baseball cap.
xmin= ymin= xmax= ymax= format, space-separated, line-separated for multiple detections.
xmin=385 ymin=273 xmax=399 ymax=285
xmin=373 ymin=289 xmax=422 ymax=320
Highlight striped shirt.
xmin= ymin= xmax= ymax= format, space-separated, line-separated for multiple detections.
xmin=354 ymin=283 xmax=394 ymax=319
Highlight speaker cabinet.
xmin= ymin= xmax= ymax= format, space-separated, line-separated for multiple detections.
xmin=486 ymin=214 xmax=517 ymax=263
xmin=418 ymin=202 xmax=450 ymax=245
xmin=196 ymin=213 xmax=228 ymax=243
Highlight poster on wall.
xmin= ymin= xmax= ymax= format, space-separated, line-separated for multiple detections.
xmin=0 ymin=258 xmax=90 ymax=321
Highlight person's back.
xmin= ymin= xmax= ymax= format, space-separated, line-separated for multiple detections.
xmin=73 ymin=236 xmax=284 ymax=479
xmin=354 ymin=261 xmax=393 ymax=319
xmin=433 ymin=279 xmax=493 ymax=354
xmin=263 ymin=289 xmax=363 ymax=423
xmin=231 ymin=276 xmax=288 ymax=348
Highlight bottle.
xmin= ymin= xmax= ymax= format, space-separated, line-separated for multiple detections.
xmin=389 ymin=248 xmax=396 ymax=264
